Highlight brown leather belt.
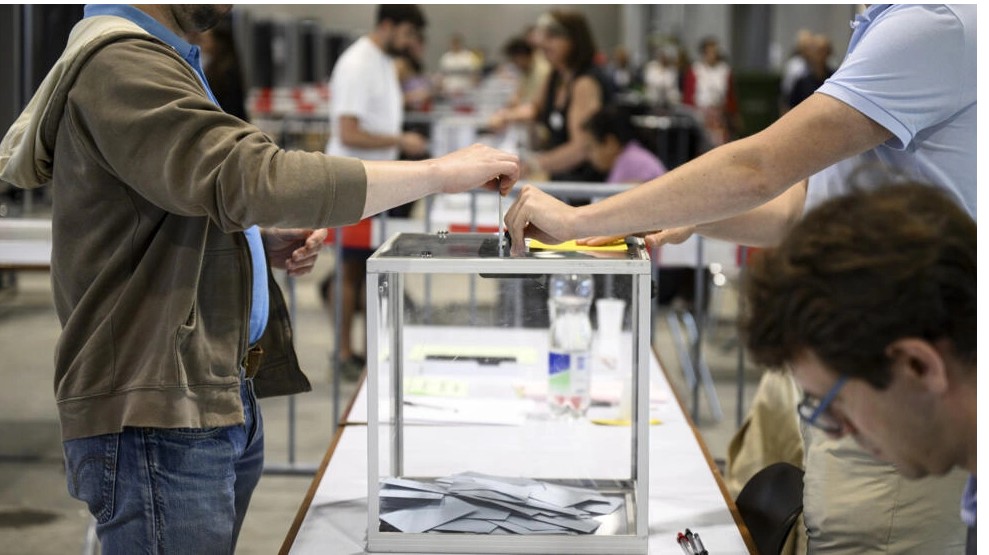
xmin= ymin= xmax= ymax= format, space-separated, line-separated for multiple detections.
xmin=242 ymin=345 xmax=264 ymax=379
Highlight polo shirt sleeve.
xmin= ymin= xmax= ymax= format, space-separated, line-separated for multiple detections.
xmin=817 ymin=5 xmax=975 ymax=151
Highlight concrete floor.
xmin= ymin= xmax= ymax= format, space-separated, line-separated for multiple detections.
xmin=0 ymin=250 xmax=762 ymax=554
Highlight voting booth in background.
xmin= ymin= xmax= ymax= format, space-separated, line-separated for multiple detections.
xmin=365 ymin=232 xmax=652 ymax=554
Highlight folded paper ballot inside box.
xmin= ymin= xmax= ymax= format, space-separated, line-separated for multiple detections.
xmin=379 ymin=473 xmax=623 ymax=535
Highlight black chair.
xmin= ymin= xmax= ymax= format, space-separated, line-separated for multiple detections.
xmin=735 ymin=462 xmax=805 ymax=555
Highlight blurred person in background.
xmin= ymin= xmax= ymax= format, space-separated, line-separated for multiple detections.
xmin=779 ymin=29 xmax=814 ymax=114
xmin=606 ymin=45 xmax=638 ymax=93
xmin=683 ymin=36 xmax=740 ymax=146
xmin=788 ymin=34 xmax=835 ymax=110
xmin=396 ymin=28 xmax=432 ymax=112
xmin=438 ymin=32 xmax=481 ymax=98
xmin=583 ymin=106 xmax=666 ymax=184
xmin=489 ymin=10 xmax=614 ymax=184
xmin=500 ymin=35 xmax=551 ymax=108
xmin=320 ymin=4 xmax=429 ymax=380
xmin=642 ymin=43 xmax=682 ymax=110
xmin=187 ymin=14 xmax=248 ymax=121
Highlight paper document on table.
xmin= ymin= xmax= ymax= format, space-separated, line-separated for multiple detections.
xmin=403 ymin=376 xmax=468 ymax=398
xmin=515 ymin=376 xmax=669 ymax=405
xmin=402 ymin=397 xmax=527 ymax=426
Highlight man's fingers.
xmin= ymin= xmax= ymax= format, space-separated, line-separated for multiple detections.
xmin=306 ymin=228 xmax=328 ymax=249
xmin=284 ymin=251 xmax=319 ymax=272
xmin=286 ymin=262 xmax=317 ymax=277
xmin=290 ymin=249 xmax=319 ymax=263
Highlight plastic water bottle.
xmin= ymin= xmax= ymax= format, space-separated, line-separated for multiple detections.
xmin=547 ymin=273 xmax=594 ymax=418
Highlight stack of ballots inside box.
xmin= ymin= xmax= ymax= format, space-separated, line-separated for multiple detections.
xmin=378 ymin=472 xmax=623 ymax=535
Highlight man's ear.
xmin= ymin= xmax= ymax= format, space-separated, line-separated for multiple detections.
xmin=885 ymin=338 xmax=949 ymax=395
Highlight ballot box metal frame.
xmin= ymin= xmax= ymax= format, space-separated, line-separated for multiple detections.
xmin=365 ymin=232 xmax=652 ymax=554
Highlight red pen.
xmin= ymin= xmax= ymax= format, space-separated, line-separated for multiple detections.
xmin=677 ymin=532 xmax=694 ymax=555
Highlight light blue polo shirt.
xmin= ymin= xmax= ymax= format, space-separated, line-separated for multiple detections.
xmin=807 ymin=4 xmax=976 ymax=218
xmin=83 ymin=5 xmax=269 ymax=344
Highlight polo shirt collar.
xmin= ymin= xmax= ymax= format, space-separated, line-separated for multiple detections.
xmin=851 ymin=4 xmax=891 ymax=29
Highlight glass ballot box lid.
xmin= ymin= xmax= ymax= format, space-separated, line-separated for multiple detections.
xmin=365 ymin=232 xmax=652 ymax=554
xmin=367 ymin=231 xmax=650 ymax=275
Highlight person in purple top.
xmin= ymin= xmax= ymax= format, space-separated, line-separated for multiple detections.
xmin=582 ymin=106 xmax=667 ymax=184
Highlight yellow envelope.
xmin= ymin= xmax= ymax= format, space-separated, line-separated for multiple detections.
xmin=528 ymin=238 xmax=627 ymax=252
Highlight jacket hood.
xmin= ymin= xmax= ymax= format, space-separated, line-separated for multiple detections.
xmin=0 ymin=16 xmax=151 ymax=190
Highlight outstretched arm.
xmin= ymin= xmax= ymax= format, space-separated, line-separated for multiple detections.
xmin=505 ymin=93 xmax=891 ymax=253
xmin=361 ymin=143 xmax=519 ymax=219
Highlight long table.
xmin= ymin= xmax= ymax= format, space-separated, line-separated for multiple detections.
xmin=280 ymin=324 xmax=755 ymax=554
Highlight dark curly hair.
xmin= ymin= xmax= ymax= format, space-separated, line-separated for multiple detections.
xmin=377 ymin=5 xmax=426 ymax=30
xmin=741 ymin=183 xmax=975 ymax=389
xmin=582 ymin=105 xmax=635 ymax=146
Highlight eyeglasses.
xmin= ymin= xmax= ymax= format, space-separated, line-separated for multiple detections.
xmin=797 ymin=376 xmax=848 ymax=435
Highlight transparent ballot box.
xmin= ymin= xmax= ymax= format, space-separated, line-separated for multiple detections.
xmin=366 ymin=232 xmax=651 ymax=554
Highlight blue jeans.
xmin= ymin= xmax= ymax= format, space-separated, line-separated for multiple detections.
xmin=63 ymin=379 xmax=264 ymax=554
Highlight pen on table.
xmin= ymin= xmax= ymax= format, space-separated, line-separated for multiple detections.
xmin=403 ymin=400 xmax=459 ymax=413
xmin=692 ymin=531 xmax=708 ymax=555
xmin=590 ymin=418 xmax=662 ymax=426
xmin=676 ymin=532 xmax=693 ymax=555
xmin=685 ymin=528 xmax=698 ymax=552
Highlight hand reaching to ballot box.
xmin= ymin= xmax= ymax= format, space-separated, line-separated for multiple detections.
xmin=434 ymin=143 xmax=519 ymax=196
xmin=504 ymin=183 xmax=580 ymax=255
xmin=360 ymin=143 xmax=519 ymax=219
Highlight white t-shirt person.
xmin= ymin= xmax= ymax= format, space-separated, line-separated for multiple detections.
xmin=326 ymin=36 xmax=402 ymax=160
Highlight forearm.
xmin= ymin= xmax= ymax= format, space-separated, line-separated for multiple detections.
xmin=359 ymin=145 xmax=521 ymax=219
xmin=536 ymin=140 xmax=587 ymax=175
xmin=499 ymin=103 xmax=536 ymax=123
xmin=340 ymin=126 xmax=400 ymax=150
xmin=694 ymin=180 xmax=807 ymax=247
xmin=569 ymin=95 xmax=891 ymax=239
xmin=574 ymin=138 xmax=779 ymax=237
xmin=360 ymin=160 xmax=439 ymax=218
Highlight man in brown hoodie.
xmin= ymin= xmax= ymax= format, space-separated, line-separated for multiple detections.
xmin=0 ymin=5 xmax=518 ymax=553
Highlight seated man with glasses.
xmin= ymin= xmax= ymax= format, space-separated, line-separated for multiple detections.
xmin=741 ymin=183 xmax=977 ymax=554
